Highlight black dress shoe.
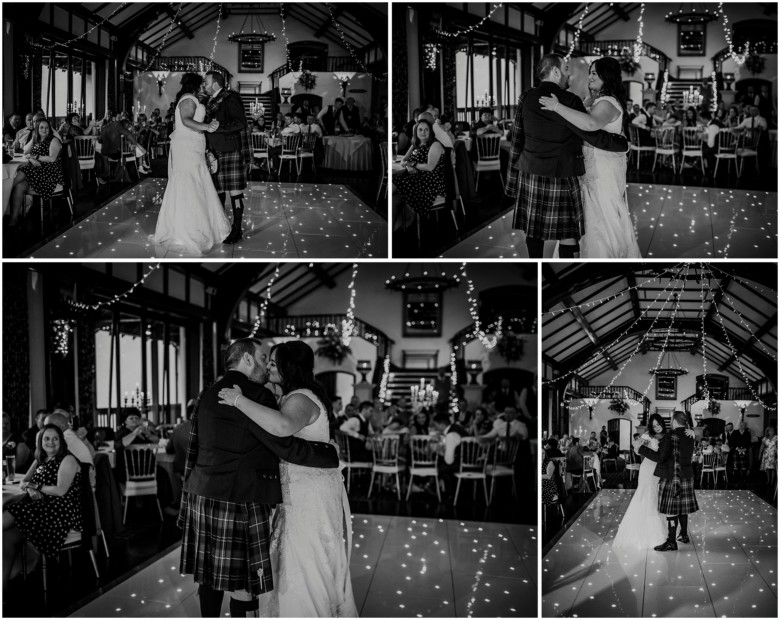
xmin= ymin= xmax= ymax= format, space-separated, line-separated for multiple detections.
xmin=223 ymin=228 xmax=243 ymax=244
xmin=677 ymin=534 xmax=690 ymax=543
xmin=654 ymin=540 xmax=678 ymax=552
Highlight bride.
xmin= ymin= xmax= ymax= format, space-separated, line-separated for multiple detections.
xmin=154 ymin=72 xmax=231 ymax=255
xmin=539 ymin=57 xmax=641 ymax=259
xmin=218 ymin=341 xmax=357 ymax=617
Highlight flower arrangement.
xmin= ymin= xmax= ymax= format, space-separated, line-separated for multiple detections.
xmin=297 ymin=69 xmax=317 ymax=91
xmin=315 ymin=326 xmax=352 ymax=363
xmin=608 ymin=397 xmax=631 ymax=415
xmin=619 ymin=47 xmax=640 ymax=75
xmin=496 ymin=330 xmax=524 ymax=362
xmin=706 ymin=398 xmax=721 ymax=416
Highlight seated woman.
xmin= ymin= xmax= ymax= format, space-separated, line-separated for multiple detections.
xmin=409 ymin=410 xmax=430 ymax=436
xmin=3 ymin=424 xmax=83 ymax=588
xmin=468 ymin=407 xmax=493 ymax=437
xmin=392 ymin=118 xmax=446 ymax=230
xmin=6 ymin=118 xmax=63 ymax=227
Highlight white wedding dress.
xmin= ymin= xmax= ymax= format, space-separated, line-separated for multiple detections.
xmin=580 ymin=95 xmax=642 ymax=258
xmin=257 ymin=389 xmax=357 ymax=617
xmin=612 ymin=435 xmax=665 ymax=550
xmin=154 ymin=93 xmax=230 ymax=254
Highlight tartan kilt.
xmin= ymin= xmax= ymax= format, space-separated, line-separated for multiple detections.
xmin=511 ymin=171 xmax=585 ymax=240
xmin=733 ymin=449 xmax=749 ymax=470
xmin=658 ymin=477 xmax=699 ymax=516
xmin=212 ymin=149 xmax=247 ymax=193
xmin=179 ymin=492 xmax=273 ymax=594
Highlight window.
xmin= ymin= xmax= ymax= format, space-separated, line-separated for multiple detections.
xmin=678 ymin=23 xmax=706 ymax=56
xmin=239 ymin=42 xmax=266 ymax=73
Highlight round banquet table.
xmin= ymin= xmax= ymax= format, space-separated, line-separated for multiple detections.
xmin=322 ymin=135 xmax=373 ymax=171
xmin=3 ymin=157 xmax=27 ymax=215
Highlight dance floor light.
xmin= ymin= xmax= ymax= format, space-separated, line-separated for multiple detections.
xmin=69 ymin=515 xmax=535 ymax=617
xmin=441 ymin=184 xmax=777 ymax=259
xmin=30 ymin=179 xmax=387 ymax=259
xmin=543 ymin=490 xmax=777 ymax=617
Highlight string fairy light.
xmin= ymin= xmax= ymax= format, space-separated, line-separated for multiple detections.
xmin=449 ymin=351 xmax=459 ymax=418
xmin=208 ymin=3 xmax=223 ymax=66
xmin=69 ymin=263 xmax=161 ymax=311
xmin=710 ymin=71 xmax=719 ymax=114
xmin=633 ymin=3 xmax=646 ymax=62
xmin=326 ymin=3 xmax=388 ymax=82
xmin=660 ymin=69 xmax=670 ymax=106
xmin=142 ymin=2 xmax=184 ymax=72
xmin=378 ymin=355 xmax=391 ymax=404
xmin=435 ymin=3 xmax=503 ymax=38
xmin=707 ymin=264 xmax=777 ymax=300
xmin=717 ymin=2 xmax=747 ymax=65
xmin=698 ymin=264 xmax=712 ymax=408
xmin=279 ymin=3 xmax=293 ymax=73
xmin=28 ymin=3 xmax=128 ymax=50
xmin=564 ymin=4 xmax=589 ymax=61
xmin=460 ymin=263 xmax=499 ymax=349
xmin=341 ymin=263 xmax=359 ymax=346
xmin=53 ymin=319 xmax=73 ymax=357
xmin=249 ymin=264 xmax=282 ymax=338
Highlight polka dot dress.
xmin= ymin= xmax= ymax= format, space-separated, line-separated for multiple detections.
xmin=7 ymin=451 xmax=83 ymax=556
xmin=22 ymin=137 xmax=64 ymax=202
xmin=394 ymin=141 xmax=447 ymax=215
xmin=542 ymin=455 xmax=558 ymax=506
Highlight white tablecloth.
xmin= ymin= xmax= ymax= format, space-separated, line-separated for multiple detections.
xmin=322 ymin=135 xmax=373 ymax=171
xmin=3 ymin=158 xmax=27 ymax=215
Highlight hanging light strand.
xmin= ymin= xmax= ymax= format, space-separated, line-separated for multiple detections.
xmin=717 ymin=3 xmax=747 ymax=65
xmin=249 ymin=264 xmax=281 ymax=338
xmin=142 ymin=2 xmax=184 ymax=72
xmin=710 ymin=71 xmax=719 ymax=114
xmin=564 ymin=4 xmax=590 ymax=61
xmin=29 ymin=3 xmax=128 ymax=50
xmin=544 ymin=264 xmax=691 ymax=387
xmin=633 ymin=3 xmax=646 ymax=62
xmin=698 ymin=265 xmax=712 ymax=405
xmin=449 ymin=351 xmax=459 ymax=418
xmin=460 ymin=263 xmax=499 ymax=349
xmin=707 ymin=264 xmax=777 ymax=300
xmin=69 ymin=263 xmax=161 ymax=311
xmin=326 ymin=3 xmax=388 ymax=82
xmin=435 ymin=3 xmax=503 ymax=38
xmin=341 ymin=263 xmax=359 ymax=346
xmin=378 ymin=355 xmax=391 ymax=404
xmin=279 ymin=3 xmax=293 ymax=73
xmin=208 ymin=3 xmax=224 ymax=65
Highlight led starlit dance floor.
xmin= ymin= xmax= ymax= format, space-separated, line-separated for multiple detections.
xmin=542 ymin=489 xmax=777 ymax=617
xmin=30 ymin=179 xmax=387 ymax=259
xmin=441 ymin=184 xmax=777 ymax=259
xmin=69 ymin=515 xmax=535 ymax=618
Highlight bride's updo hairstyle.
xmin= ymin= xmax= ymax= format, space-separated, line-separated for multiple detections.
xmin=270 ymin=341 xmax=334 ymax=432
xmin=590 ymin=57 xmax=627 ymax=117
xmin=647 ymin=412 xmax=667 ymax=437
xmin=175 ymin=72 xmax=204 ymax=108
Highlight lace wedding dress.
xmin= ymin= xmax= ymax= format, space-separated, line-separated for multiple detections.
xmin=580 ymin=95 xmax=642 ymax=258
xmin=154 ymin=93 xmax=230 ymax=254
xmin=612 ymin=435 xmax=665 ymax=550
xmin=257 ymin=389 xmax=357 ymax=617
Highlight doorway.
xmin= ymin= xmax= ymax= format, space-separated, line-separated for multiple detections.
xmin=608 ymin=417 xmax=633 ymax=451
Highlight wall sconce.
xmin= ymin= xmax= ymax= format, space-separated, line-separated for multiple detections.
xmin=333 ymin=72 xmax=353 ymax=98
xmin=356 ymin=360 xmax=372 ymax=383
xmin=584 ymin=397 xmax=599 ymax=421
xmin=466 ymin=360 xmax=483 ymax=385
xmin=280 ymin=87 xmax=292 ymax=105
xmin=643 ymin=72 xmax=656 ymax=90
xmin=152 ymin=70 xmax=169 ymax=97
xmin=733 ymin=400 xmax=752 ymax=422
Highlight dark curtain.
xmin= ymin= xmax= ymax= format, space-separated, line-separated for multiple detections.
xmin=315 ymin=371 xmax=338 ymax=400
xmin=3 ymin=268 xmax=30 ymax=431
xmin=392 ymin=8 xmax=408 ymax=127
xmin=442 ymin=42 xmax=457 ymax=119
xmin=77 ymin=317 xmax=97 ymax=427
xmin=202 ymin=321 xmax=215 ymax=387
xmin=107 ymin=60 xmax=116 ymax=114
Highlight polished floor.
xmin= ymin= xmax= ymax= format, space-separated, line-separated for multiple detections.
xmin=68 ymin=515 xmax=536 ymax=618
xmin=441 ymin=184 xmax=777 ymax=259
xmin=542 ymin=489 xmax=778 ymax=617
xmin=29 ymin=179 xmax=387 ymax=258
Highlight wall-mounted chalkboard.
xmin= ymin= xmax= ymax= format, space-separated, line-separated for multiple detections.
xmin=655 ymin=375 xmax=677 ymax=400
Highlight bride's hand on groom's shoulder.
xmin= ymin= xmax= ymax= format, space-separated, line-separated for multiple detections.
xmin=539 ymin=93 xmax=560 ymax=112
xmin=218 ymin=384 xmax=243 ymax=407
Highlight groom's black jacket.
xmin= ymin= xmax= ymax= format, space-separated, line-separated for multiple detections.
xmin=639 ymin=427 xmax=695 ymax=480
xmin=512 ymin=82 xmax=628 ymax=179
xmin=203 ymin=89 xmax=247 ymax=153
xmin=183 ymin=370 xmax=338 ymax=504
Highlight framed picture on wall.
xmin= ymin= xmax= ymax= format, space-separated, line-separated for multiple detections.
xmin=655 ymin=375 xmax=677 ymax=400
xmin=238 ymin=42 xmax=265 ymax=72
xmin=403 ymin=290 xmax=442 ymax=337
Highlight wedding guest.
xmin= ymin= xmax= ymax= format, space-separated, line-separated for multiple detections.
xmin=292 ymin=99 xmax=313 ymax=118
xmin=7 ymin=118 xmax=63 ymax=227
xmin=410 ymin=410 xmax=430 ymax=435
xmin=2 ymin=413 xmax=31 ymax=474
xmin=736 ymin=105 xmax=768 ymax=131
xmin=544 ymin=437 xmax=563 ymax=458
xmin=317 ymin=97 xmax=344 ymax=135
xmin=755 ymin=85 xmax=775 ymax=127
xmin=114 ymin=408 xmax=159 ymax=483
xmin=471 ymin=107 xmax=503 ymax=138
xmin=300 ymin=113 xmax=323 ymax=137
xmin=3 ymin=113 xmax=23 ymax=143
xmin=599 ymin=426 xmax=608 ymax=446
xmin=469 ymin=406 xmax=493 ymax=436
xmin=456 ymin=398 xmax=472 ymax=427
xmin=58 ymin=113 xmax=85 ymax=140
xmin=631 ymin=101 xmax=658 ymax=145
xmin=625 ymin=99 xmax=637 ymax=122
xmin=482 ymin=407 xmax=528 ymax=440
xmin=41 ymin=412 xmax=95 ymax=488
xmin=725 ymin=105 xmax=741 ymax=129
xmin=566 ymin=438 xmax=585 ymax=478
xmin=281 ymin=113 xmax=301 ymax=135
xmin=339 ymin=402 xmax=374 ymax=460
xmin=682 ymin=107 xmax=699 ymax=128
xmin=22 ymin=409 xmax=48 ymax=456
xmin=491 ymin=379 xmax=520 ymax=413
xmin=432 ymin=412 xmax=466 ymax=501
xmin=94 ymin=111 xmax=137 ymax=184
xmin=699 ymin=109 xmax=722 ymax=171
xmin=3 ymin=424 xmax=83 ymax=589
xmin=339 ymin=97 xmax=361 ymax=133
xmin=11 ymin=113 xmax=35 ymax=151
xmin=759 ymin=426 xmax=777 ymax=489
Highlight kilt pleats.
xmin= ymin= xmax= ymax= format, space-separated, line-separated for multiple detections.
xmin=658 ymin=477 xmax=699 ymax=516
xmin=212 ymin=150 xmax=247 ymax=193
xmin=511 ymin=171 xmax=585 ymax=240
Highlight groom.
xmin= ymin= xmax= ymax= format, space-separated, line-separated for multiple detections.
xmin=178 ymin=338 xmax=339 ymax=616
xmin=639 ymin=410 xmax=699 ymax=551
xmin=202 ymin=71 xmax=252 ymax=244
xmin=505 ymin=53 xmax=629 ymax=258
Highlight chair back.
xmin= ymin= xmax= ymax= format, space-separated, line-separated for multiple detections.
xmin=476 ymin=134 xmax=502 ymax=161
xmin=334 ymin=430 xmax=353 ymax=462
xmin=124 ymin=444 xmax=158 ymax=481
xmin=682 ymin=127 xmax=702 ymax=149
xmin=701 ymin=452 xmax=717 ymax=469
xmin=717 ymin=129 xmax=739 ymax=153
xmin=654 ymin=126 xmax=677 ymax=149
xmin=740 ymin=127 xmax=762 ymax=150
xmin=715 ymin=451 xmax=729 ymax=468
xmin=74 ymin=136 xmax=96 ymax=159
xmin=251 ymin=132 xmax=268 ymax=153
xmin=458 ymin=437 xmax=488 ymax=472
xmin=628 ymin=124 xmax=641 ymax=145
xmin=120 ymin=135 xmax=135 ymax=158
xmin=370 ymin=434 xmax=401 ymax=467
xmin=491 ymin=437 xmax=519 ymax=468
xmin=409 ymin=435 xmax=438 ymax=468
xmin=300 ymin=132 xmax=317 ymax=152
xmin=281 ymin=133 xmax=301 ymax=155
xmin=379 ymin=141 xmax=388 ymax=171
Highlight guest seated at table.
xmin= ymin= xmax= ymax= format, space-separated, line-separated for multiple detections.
xmin=292 ymin=99 xmax=313 ymax=119
xmin=11 ymin=113 xmax=34 ymax=152
xmin=382 ymin=416 xmax=410 ymax=436
xmin=725 ymin=105 xmax=741 ymax=129
xmin=6 ymin=118 xmax=63 ymax=228
xmin=682 ymin=107 xmax=700 ymax=128
xmin=661 ymin=111 xmax=681 ymax=128
xmin=339 ymin=97 xmax=362 ymax=134
xmin=31 ymin=412 xmax=96 ymax=489
xmin=58 ymin=113 xmax=85 ymax=140
xmin=699 ymin=109 xmax=722 ymax=171
xmin=3 ymin=424 xmax=84 ymax=589
xmin=481 ymin=407 xmax=528 ymax=440
xmin=318 ymin=97 xmax=344 ymax=135
xmin=339 ymin=402 xmax=374 ymax=461
xmin=545 ymin=437 xmax=563 ymax=458
xmin=392 ymin=119 xmax=447 ymax=230
xmin=113 ymin=408 xmax=159 ymax=484
xmin=299 ymin=113 xmax=322 ymax=137
xmin=432 ymin=413 xmax=466 ymax=501
xmin=631 ymin=101 xmax=659 ymax=145
xmin=3 ymin=113 xmax=23 ymax=143
xmin=605 ymin=437 xmax=619 ymax=460
xmin=566 ymin=438 xmax=585 ymax=478
xmin=281 ymin=113 xmax=301 ymax=135
xmin=468 ymin=407 xmax=493 ymax=437
xmin=94 ymin=111 xmax=137 ymax=184
xmin=736 ymin=105 xmax=768 ymax=132
xmin=3 ymin=413 xmax=32 ymax=474
xmin=410 ymin=410 xmax=430 ymax=436
xmin=21 ymin=409 xmax=48 ymax=458
xmin=470 ymin=107 xmax=503 ymax=140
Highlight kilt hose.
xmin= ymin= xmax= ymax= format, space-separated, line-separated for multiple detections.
xmin=212 ymin=149 xmax=247 ymax=193
xmin=179 ymin=492 xmax=273 ymax=595
xmin=658 ymin=477 xmax=699 ymax=516
xmin=511 ymin=171 xmax=585 ymax=240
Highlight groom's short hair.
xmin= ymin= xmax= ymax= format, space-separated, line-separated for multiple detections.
xmin=205 ymin=71 xmax=225 ymax=88
xmin=672 ymin=410 xmax=688 ymax=428
xmin=224 ymin=338 xmax=262 ymax=370
xmin=537 ymin=54 xmax=563 ymax=81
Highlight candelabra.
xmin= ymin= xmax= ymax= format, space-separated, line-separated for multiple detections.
xmin=249 ymin=99 xmax=264 ymax=117
xmin=475 ymin=93 xmax=496 ymax=109
xmin=409 ymin=379 xmax=438 ymax=410
xmin=123 ymin=384 xmax=151 ymax=414
xmin=682 ymin=86 xmax=702 ymax=108
xmin=66 ymin=100 xmax=85 ymax=118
